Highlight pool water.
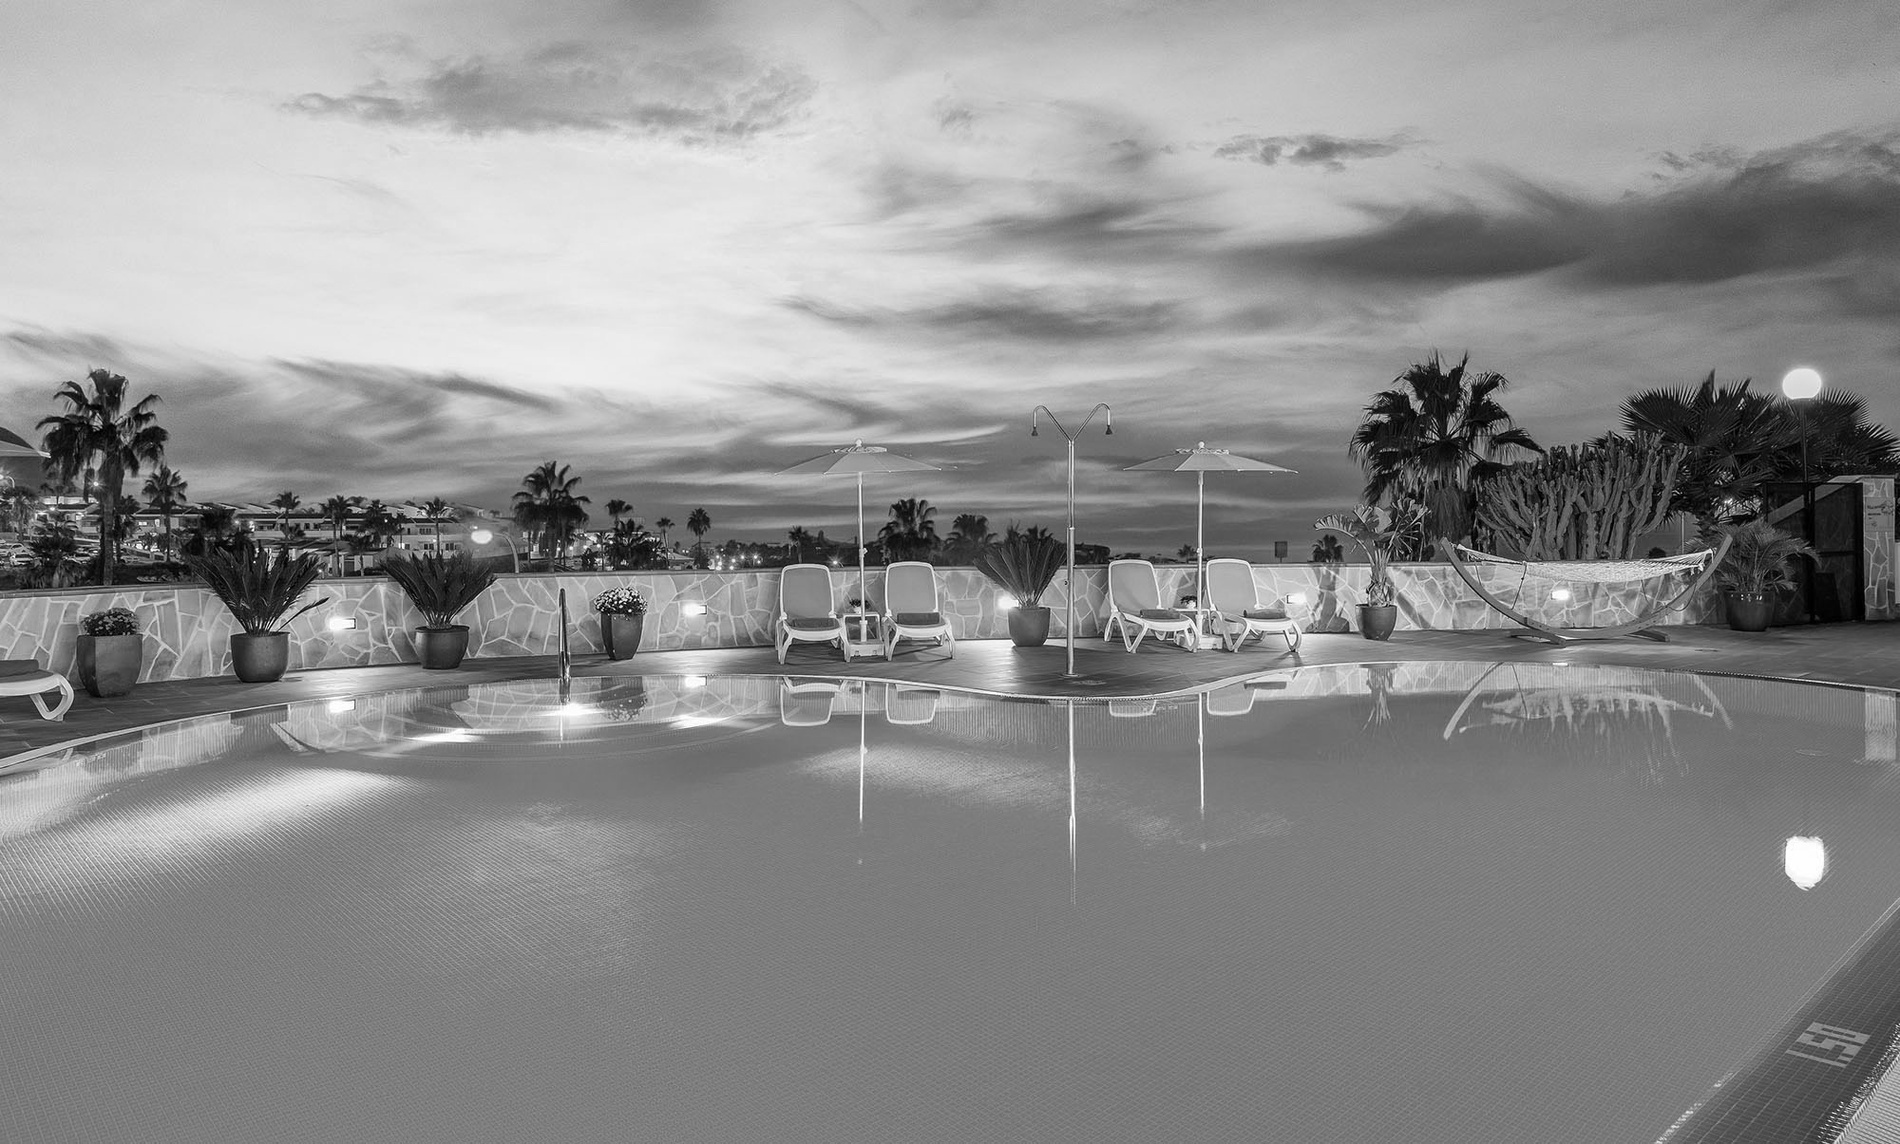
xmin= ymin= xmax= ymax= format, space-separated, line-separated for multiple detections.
xmin=2 ymin=663 xmax=1897 ymax=1143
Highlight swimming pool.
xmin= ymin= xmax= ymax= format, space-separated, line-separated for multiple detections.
xmin=3 ymin=663 xmax=1898 ymax=1142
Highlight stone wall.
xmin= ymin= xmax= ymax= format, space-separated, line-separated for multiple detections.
xmin=0 ymin=556 xmax=1764 ymax=685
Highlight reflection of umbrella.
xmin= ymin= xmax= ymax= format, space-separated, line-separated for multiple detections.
xmin=1124 ymin=442 xmax=1294 ymax=601
xmin=0 ymin=427 xmax=46 ymax=459
xmin=777 ymin=439 xmax=942 ymax=609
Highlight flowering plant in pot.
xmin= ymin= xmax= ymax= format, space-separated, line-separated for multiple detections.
xmin=593 ymin=585 xmax=648 ymax=660
xmin=187 ymin=540 xmax=330 ymax=682
xmin=1314 ymin=503 xmax=1424 ymax=641
xmin=76 ymin=606 xmax=142 ymax=698
xmin=1711 ymin=519 xmax=1817 ymax=632
xmin=382 ymin=550 xmax=500 ymax=669
xmin=974 ymin=534 xmax=1064 ymax=647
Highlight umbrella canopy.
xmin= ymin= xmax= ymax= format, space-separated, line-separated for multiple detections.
xmin=777 ymin=440 xmax=942 ymax=609
xmin=1123 ymin=443 xmax=1295 ymax=599
xmin=0 ymin=426 xmax=47 ymax=460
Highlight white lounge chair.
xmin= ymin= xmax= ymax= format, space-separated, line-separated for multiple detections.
xmin=1103 ymin=559 xmax=1200 ymax=653
xmin=0 ymin=659 xmax=74 ymax=721
xmin=1203 ymin=558 xmax=1302 ymax=653
xmin=775 ymin=563 xmax=848 ymax=664
xmin=881 ymin=560 xmax=955 ymax=661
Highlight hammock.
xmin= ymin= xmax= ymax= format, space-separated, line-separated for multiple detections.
xmin=1439 ymin=534 xmax=1731 ymax=644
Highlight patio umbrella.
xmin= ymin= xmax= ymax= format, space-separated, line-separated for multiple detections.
xmin=777 ymin=439 xmax=942 ymax=610
xmin=1123 ymin=442 xmax=1295 ymax=601
xmin=0 ymin=427 xmax=46 ymax=459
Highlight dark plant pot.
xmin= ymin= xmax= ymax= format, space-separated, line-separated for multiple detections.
xmin=1008 ymin=605 xmax=1051 ymax=647
xmin=416 ymin=625 xmax=470 ymax=670
xmin=1358 ymin=603 xmax=1399 ymax=641
xmin=1726 ymin=593 xmax=1773 ymax=633
xmin=230 ymin=631 xmax=291 ymax=683
xmin=76 ymin=632 xmax=141 ymax=698
xmin=601 ymin=612 xmax=644 ymax=660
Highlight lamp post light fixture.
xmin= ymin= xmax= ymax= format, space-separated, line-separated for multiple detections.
xmin=468 ymin=527 xmax=519 ymax=574
xmin=1781 ymin=366 xmax=1824 ymax=487
xmin=1031 ymin=402 xmax=1113 ymax=678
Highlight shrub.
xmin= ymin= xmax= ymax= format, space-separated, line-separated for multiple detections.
xmin=973 ymin=534 xmax=1064 ymax=607
xmin=593 ymin=586 xmax=648 ymax=615
xmin=80 ymin=606 xmax=140 ymax=636
xmin=187 ymin=539 xmax=330 ymax=634
xmin=381 ymin=550 xmax=500 ymax=629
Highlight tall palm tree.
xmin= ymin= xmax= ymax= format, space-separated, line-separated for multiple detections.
xmin=1348 ymin=352 xmax=1543 ymax=545
xmin=605 ymin=498 xmax=632 ymax=530
xmin=878 ymin=497 xmax=939 ymax=563
xmin=359 ymin=500 xmax=399 ymax=548
xmin=655 ymin=516 xmax=675 ymax=547
xmin=945 ymin=513 xmax=994 ymax=565
xmin=270 ymin=490 xmax=300 ymax=540
xmin=321 ymin=495 xmax=355 ymax=542
xmin=513 ymin=461 xmax=591 ymax=560
xmin=421 ymin=496 xmax=455 ymax=550
xmin=787 ymin=526 xmax=814 ymax=562
xmin=37 ymin=368 xmax=168 ymax=586
xmin=142 ymin=464 xmax=188 ymax=560
xmin=686 ymin=507 xmax=711 ymax=552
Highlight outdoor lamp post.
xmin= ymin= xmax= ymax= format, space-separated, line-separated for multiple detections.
xmin=1031 ymin=403 xmax=1113 ymax=678
xmin=468 ymin=527 xmax=519 ymax=574
xmin=1781 ymin=366 xmax=1824 ymax=486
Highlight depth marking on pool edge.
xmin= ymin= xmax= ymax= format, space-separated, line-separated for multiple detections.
xmin=1656 ymin=897 xmax=1900 ymax=1144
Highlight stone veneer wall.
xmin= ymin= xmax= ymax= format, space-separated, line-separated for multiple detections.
xmin=0 ymin=554 xmax=1802 ymax=686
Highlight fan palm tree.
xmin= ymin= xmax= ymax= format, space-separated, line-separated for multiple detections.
xmin=421 ymin=496 xmax=455 ymax=550
xmin=605 ymin=498 xmax=632 ymax=530
xmin=142 ymin=464 xmax=189 ymax=560
xmin=512 ymin=462 xmax=591 ymax=560
xmin=1349 ymin=352 xmax=1543 ymax=545
xmin=37 ymin=368 xmax=169 ymax=586
xmin=878 ymin=497 xmax=939 ymax=563
xmin=270 ymin=490 xmax=300 ymax=539
xmin=686 ymin=507 xmax=711 ymax=552
xmin=654 ymin=516 xmax=675 ymax=547
xmin=359 ymin=500 xmax=399 ymax=548
xmin=944 ymin=513 xmax=995 ymax=565
xmin=1619 ymin=373 xmax=1790 ymax=527
xmin=1311 ymin=534 xmax=1345 ymax=565
xmin=787 ymin=525 xmax=814 ymax=562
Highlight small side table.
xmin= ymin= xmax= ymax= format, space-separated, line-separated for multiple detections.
xmin=842 ymin=612 xmax=884 ymax=660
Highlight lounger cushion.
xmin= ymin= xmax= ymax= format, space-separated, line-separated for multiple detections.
xmin=892 ymin=611 xmax=943 ymax=626
xmin=1135 ymin=608 xmax=1186 ymax=621
xmin=784 ymin=617 xmax=841 ymax=632
xmin=1244 ymin=606 xmax=1288 ymax=620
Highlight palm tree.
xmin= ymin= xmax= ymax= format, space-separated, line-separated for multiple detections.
xmin=320 ymin=495 xmax=355 ymax=542
xmin=37 ymin=368 xmax=168 ymax=586
xmin=686 ymin=507 xmax=711 ymax=553
xmin=878 ymin=497 xmax=939 ymax=563
xmin=270 ymin=490 xmax=300 ymax=540
xmin=1311 ymin=534 xmax=1345 ymax=564
xmin=512 ymin=461 xmax=591 ymax=560
xmin=605 ymin=498 xmax=632 ymax=530
xmin=944 ymin=513 xmax=995 ymax=565
xmin=1175 ymin=543 xmax=1196 ymax=562
xmin=655 ymin=516 xmax=675 ymax=547
xmin=421 ymin=496 xmax=455 ymax=550
xmin=1348 ymin=352 xmax=1543 ymax=545
xmin=359 ymin=500 xmax=399 ymax=548
xmin=787 ymin=526 xmax=814 ymax=562
xmin=142 ymin=464 xmax=188 ymax=560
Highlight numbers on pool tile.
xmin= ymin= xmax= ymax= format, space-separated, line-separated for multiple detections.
xmin=1784 ymin=1021 xmax=1871 ymax=1068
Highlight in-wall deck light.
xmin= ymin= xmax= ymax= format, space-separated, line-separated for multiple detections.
xmin=681 ymin=601 xmax=708 ymax=617
xmin=326 ymin=616 xmax=359 ymax=631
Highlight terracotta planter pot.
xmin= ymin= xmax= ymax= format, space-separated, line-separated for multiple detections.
xmin=1358 ymin=603 xmax=1398 ymax=641
xmin=1007 ymin=606 xmax=1051 ymax=647
xmin=601 ymin=612 xmax=645 ymax=660
xmin=230 ymin=631 xmax=291 ymax=683
xmin=1726 ymin=593 xmax=1773 ymax=633
xmin=416 ymin=625 xmax=471 ymax=670
xmin=76 ymin=632 xmax=142 ymax=698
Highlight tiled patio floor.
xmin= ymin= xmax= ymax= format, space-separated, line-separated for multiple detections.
xmin=2 ymin=622 xmax=1894 ymax=763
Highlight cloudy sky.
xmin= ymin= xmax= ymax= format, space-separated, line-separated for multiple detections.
xmin=3 ymin=0 xmax=1897 ymax=557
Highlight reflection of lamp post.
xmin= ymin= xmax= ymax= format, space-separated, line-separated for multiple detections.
xmin=1032 ymin=403 xmax=1113 ymax=678
xmin=1785 ymin=835 xmax=1828 ymax=890
xmin=468 ymin=527 xmax=519 ymax=574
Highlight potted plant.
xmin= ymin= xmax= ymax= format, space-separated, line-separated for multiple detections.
xmin=974 ymin=534 xmax=1064 ymax=647
xmin=593 ymin=585 xmax=648 ymax=660
xmin=187 ymin=540 xmax=330 ymax=682
xmin=1314 ymin=504 xmax=1424 ymax=641
xmin=383 ymin=550 xmax=500 ymax=669
xmin=76 ymin=605 xmax=142 ymax=698
xmin=1712 ymin=519 xmax=1817 ymax=632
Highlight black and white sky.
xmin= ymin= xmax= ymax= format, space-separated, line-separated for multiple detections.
xmin=3 ymin=0 xmax=1897 ymax=556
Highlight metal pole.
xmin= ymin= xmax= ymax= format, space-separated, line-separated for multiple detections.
xmin=1196 ymin=470 xmax=1205 ymax=603
xmin=1032 ymin=403 xmax=1112 ymax=678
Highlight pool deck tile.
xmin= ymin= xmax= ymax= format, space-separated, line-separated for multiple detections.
xmin=2 ymin=622 xmax=1893 ymax=763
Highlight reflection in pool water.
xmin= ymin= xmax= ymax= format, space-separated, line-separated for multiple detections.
xmin=1 ymin=664 xmax=1898 ymax=1144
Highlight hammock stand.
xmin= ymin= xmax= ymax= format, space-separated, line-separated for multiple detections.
xmin=1439 ymin=534 xmax=1731 ymax=645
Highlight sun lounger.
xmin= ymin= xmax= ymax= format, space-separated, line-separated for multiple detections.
xmin=775 ymin=563 xmax=849 ymax=664
xmin=881 ymin=561 xmax=955 ymax=660
xmin=1203 ymin=558 xmax=1302 ymax=653
xmin=1103 ymin=559 xmax=1200 ymax=652
xmin=0 ymin=659 xmax=74 ymax=721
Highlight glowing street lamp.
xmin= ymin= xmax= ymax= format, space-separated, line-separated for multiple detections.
xmin=1781 ymin=366 xmax=1824 ymax=487
xmin=468 ymin=528 xmax=519 ymax=574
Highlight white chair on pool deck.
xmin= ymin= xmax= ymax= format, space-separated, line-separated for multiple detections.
xmin=0 ymin=659 xmax=74 ymax=721
xmin=881 ymin=560 xmax=955 ymax=661
xmin=1104 ymin=559 xmax=1200 ymax=653
xmin=775 ymin=563 xmax=848 ymax=664
xmin=1204 ymin=558 xmax=1302 ymax=653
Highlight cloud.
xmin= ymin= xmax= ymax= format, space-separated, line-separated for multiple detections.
xmin=784 ymin=288 xmax=1183 ymax=343
xmin=283 ymin=41 xmax=815 ymax=142
xmin=1213 ymin=132 xmax=1415 ymax=171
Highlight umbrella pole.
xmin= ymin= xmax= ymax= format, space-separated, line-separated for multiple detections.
xmin=1196 ymin=471 xmax=1205 ymax=604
